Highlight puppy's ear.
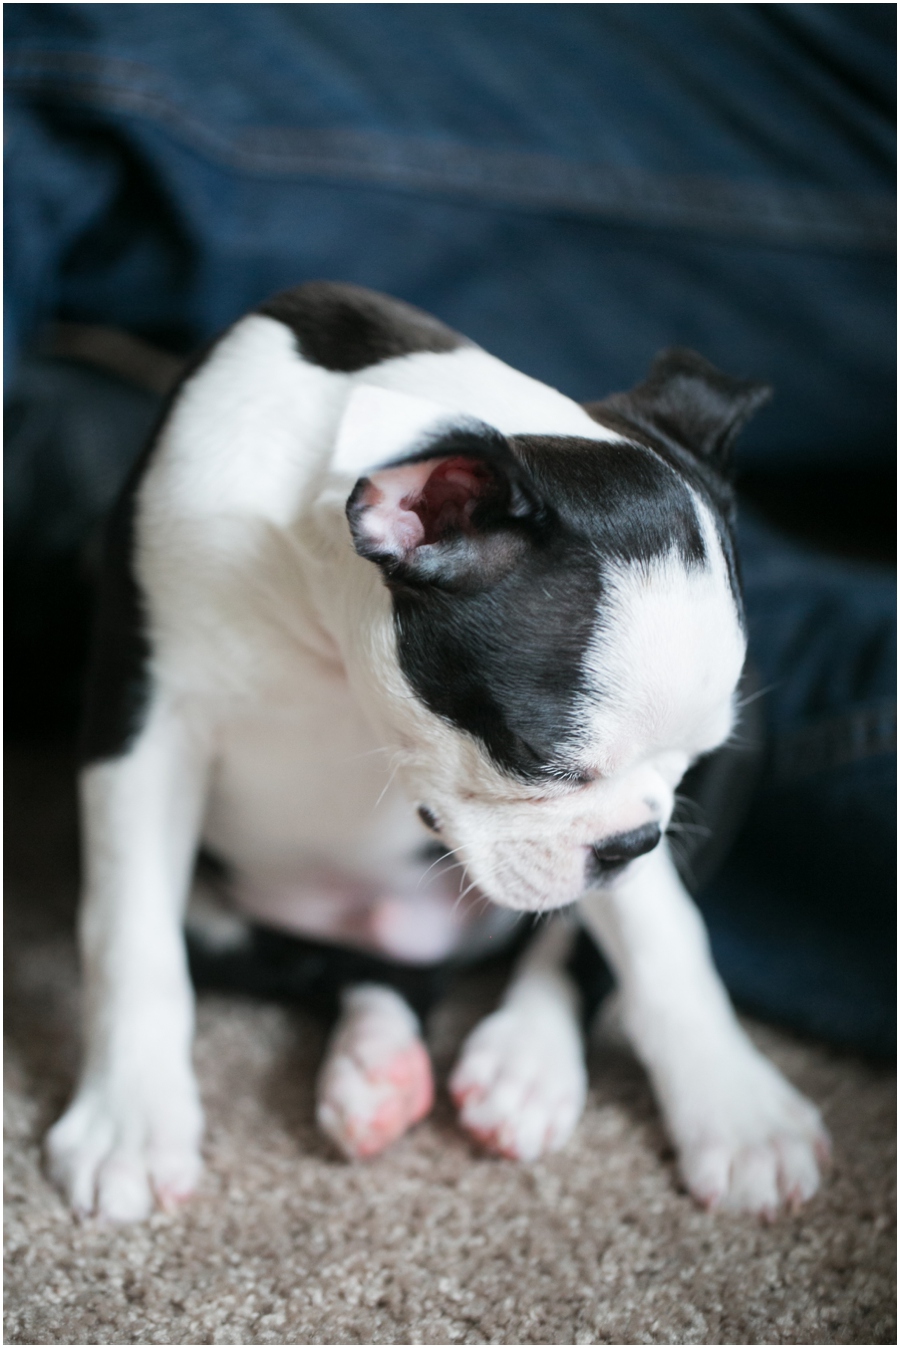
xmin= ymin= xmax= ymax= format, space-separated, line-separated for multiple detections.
xmin=338 ymin=389 xmax=541 ymax=592
xmin=588 ymin=348 xmax=771 ymax=471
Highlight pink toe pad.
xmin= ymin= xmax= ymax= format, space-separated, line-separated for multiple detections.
xmin=341 ymin=1040 xmax=434 ymax=1159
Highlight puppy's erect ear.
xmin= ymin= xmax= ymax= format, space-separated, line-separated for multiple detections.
xmin=589 ymin=348 xmax=771 ymax=471
xmin=337 ymin=387 xmax=541 ymax=592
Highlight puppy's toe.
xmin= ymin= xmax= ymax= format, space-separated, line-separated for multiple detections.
xmin=149 ymin=1139 xmax=205 ymax=1212
xmin=46 ymin=1081 xmax=203 ymax=1222
xmin=679 ymin=1140 xmax=732 ymax=1212
xmin=95 ymin=1151 xmax=155 ymax=1224
xmin=46 ymin=1103 xmax=111 ymax=1217
xmin=672 ymin=1051 xmax=830 ymax=1218
xmin=776 ymin=1133 xmax=824 ymax=1211
xmin=450 ymin=999 xmax=586 ymax=1162
xmin=726 ymin=1145 xmax=781 ymax=1220
xmin=316 ymin=985 xmax=434 ymax=1160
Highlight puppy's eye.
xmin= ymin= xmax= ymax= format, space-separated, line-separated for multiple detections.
xmin=554 ymin=768 xmax=598 ymax=788
xmin=417 ymin=805 xmax=441 ymax=833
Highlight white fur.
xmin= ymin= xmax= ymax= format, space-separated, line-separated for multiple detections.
xmin=357 ymin=344 xmax=627 ymax=443
xmin=48 ymin=311 xmax=826 ymax=1219
xmin=575 ymin=499 xmax=746 ymax=777
xmin=451 ymin=916 xmax=587 ymax=1161
xmin=46 ymin=696 xmax=207 ymax=1220
xmin=333 ymin=385 xmax=463 ymax=477
xmin=316 ymin=985 xmax=433 ymax=1160
xmin=579 ymin=845 xmax=828 ymax=1213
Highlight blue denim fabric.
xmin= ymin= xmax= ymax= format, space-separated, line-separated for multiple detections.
xmin=699 ymin=514 xmax=896 ymax=1056
xmin=4 ymin=3 xmax=896 ymax=465
xmin=4 ymin=4 xmax=896 ymax=1052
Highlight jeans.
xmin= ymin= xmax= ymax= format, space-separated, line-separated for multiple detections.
xmin=700 ymin=514 xmax=896 ymax=1056
xmin=5 ymin=4 xmax=895 ymax=465
xmin=4 ymin=3 xmax=895 ymax=1052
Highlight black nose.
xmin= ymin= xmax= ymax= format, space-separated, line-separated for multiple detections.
xmin=588 ymin=823 xmax=662 ymax=881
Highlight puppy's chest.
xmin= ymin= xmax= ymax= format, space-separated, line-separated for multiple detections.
xmin=202 ymin=672 xmax=418 ymax=876
xmin=199 ymin=690 xmax=514 ymax=964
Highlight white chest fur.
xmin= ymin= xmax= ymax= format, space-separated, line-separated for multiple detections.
xmin=201 ymin=662 xmax=422 ymax=881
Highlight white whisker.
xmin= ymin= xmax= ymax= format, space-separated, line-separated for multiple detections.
xmin=371 ymin=757 xmax=401 ymax=814
xmin=336 ymin=744 xmax=393 ymax=766
xmin=734 ymin=680 xmax=778 ymax=711
xmin=416 ymin=844 xmax=468 ymax=887
xmin=666 ymin=820 xmax=712 ymax=837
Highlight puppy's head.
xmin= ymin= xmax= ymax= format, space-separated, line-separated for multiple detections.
xmin=341 ymin=351 xmax=769 ymax=911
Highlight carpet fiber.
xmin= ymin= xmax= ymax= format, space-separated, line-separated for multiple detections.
xmin=5 ymin=747 xmax=896 ymax=1345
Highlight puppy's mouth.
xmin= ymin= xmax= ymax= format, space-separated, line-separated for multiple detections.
xmin=417 ymin=804 xmax=663 ymax=911
xmin=452 ymin=846 xmax=593 ymax=914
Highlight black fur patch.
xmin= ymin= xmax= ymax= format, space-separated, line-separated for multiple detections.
xmin=79 ymin=338 xmax=219 ymax=765
xmin=511 ymin=434 xmax=707 ymax=568
xmin=186 ymin=921 xmax=459 ymax=1024
xmin=390 ymin=432 xmax=710 ymax=781
xmin=78 ymin=468 xmax=153 ymax=765
xmin=187 ymin=910 xmax=616 ymax=1034
xmin=395 ymin=535 xmax=603 ymax=779
xmin=258 ymin=281 xmax=469 ymax=372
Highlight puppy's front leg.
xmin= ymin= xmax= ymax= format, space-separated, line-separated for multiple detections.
xmin=451 ymin=916 xmax=588 ymax=1160
xmin=46 ymin=699 xmax=209 ymax=1221
xmin=580 ymin=843 xmax=829 ymax=1216
xmin=316 ymin=985 xmax=435 ymax=1159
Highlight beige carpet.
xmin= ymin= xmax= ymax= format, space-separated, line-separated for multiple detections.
xmin=5 ymin=746 xmax=896 ymax=1345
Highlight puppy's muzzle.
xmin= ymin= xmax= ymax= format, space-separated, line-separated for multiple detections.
xmin=587 ymin=823 xmax=662 ymax=883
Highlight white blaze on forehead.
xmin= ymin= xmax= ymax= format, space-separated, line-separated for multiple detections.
xmin=331 ymin=347 xmax=627 ymax=483
xmin=575 ymin=497 xmax=746 ymax=776
xmin=356 ymin=346 xmax=627 ymax=443
xmin=332 ymin=385 xmax=465 ymax=478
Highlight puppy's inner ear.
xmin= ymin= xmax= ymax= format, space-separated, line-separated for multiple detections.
xmin=348 ymin=451 xmax=535 ymax=590
xmin=357 ymin=456 xmax=504 ymax=551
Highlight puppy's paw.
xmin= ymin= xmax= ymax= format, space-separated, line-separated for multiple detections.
xmin=45 ymin=1075 xmax=204 ymax=1222
xmin=316 ymin=985 xmax=434 ymax=1159
xmin=450 ymin=990 xmax=587 ymax=1162
xmin=668 ymin=1047 xmax=830 ymax=1219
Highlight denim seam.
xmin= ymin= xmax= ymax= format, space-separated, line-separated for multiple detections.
xmin=772 ymin=700 xmax=897 ymax=780
xmin=5 ymin=55 xmax=896 ymax=251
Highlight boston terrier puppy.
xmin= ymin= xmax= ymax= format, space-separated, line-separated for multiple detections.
xmin=47 ymin=283 xmax=829 ymax=1222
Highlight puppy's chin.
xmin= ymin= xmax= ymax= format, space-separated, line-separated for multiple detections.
xmin=487 ymin=891 xmax=580 ymax=915
xmin=456 ymin=843 xmax=593 ymax=914
xmin=461 ymin=838 xmax=661 ymax=913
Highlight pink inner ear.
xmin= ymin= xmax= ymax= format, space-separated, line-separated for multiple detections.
xmin=358 ymin=456 xmax=498 ymax=558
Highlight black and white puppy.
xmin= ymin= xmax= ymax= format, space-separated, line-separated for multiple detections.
xmin=47 ymin=283 xmax=828 ymax=1222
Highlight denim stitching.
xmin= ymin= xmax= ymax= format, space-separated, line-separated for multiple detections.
xmin=5 ymin=55 xmax=895 ymax=251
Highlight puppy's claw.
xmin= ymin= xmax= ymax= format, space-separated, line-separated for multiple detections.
xmin=814 ymin=1131 xmax=834 ymax=1169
